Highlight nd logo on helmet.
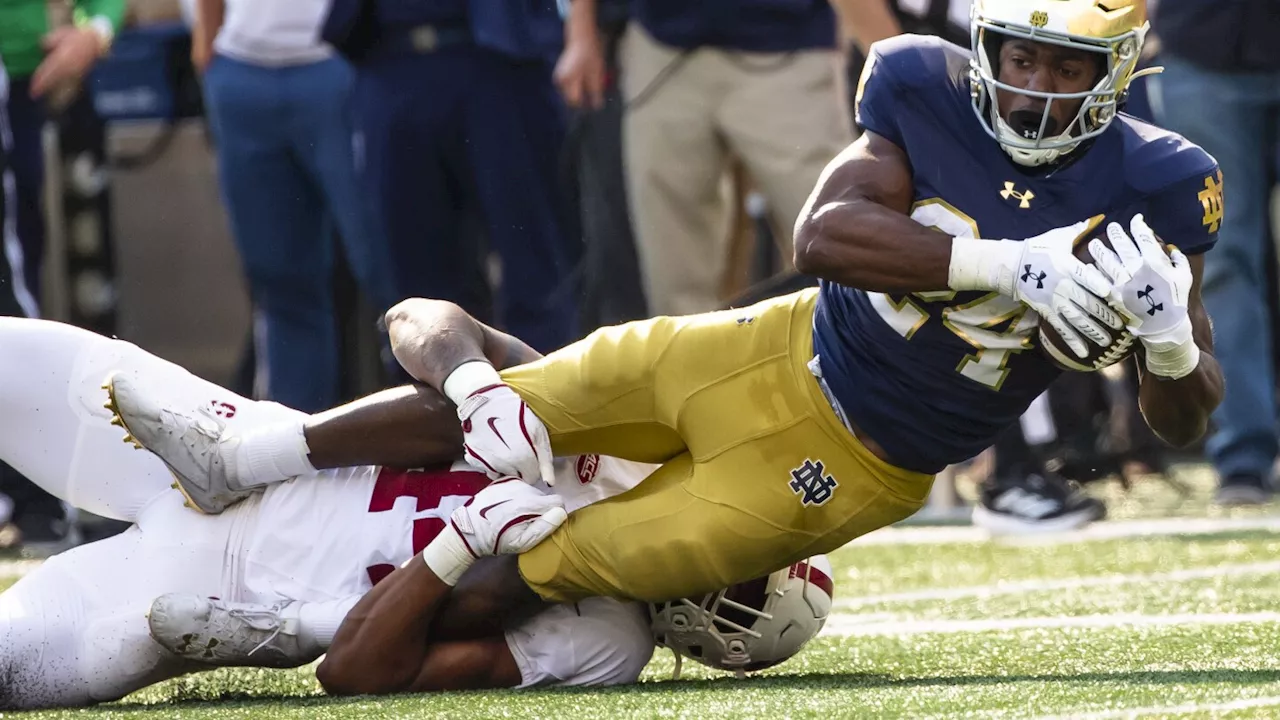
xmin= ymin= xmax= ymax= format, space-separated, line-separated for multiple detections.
xmin=1029 ymin=10 xmax=1049 ymax=27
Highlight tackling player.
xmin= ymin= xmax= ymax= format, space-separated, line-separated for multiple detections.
xmin=0 ymin=318 xmax=832 ymax=710
xmin=111 ymin=0 xmax=1223 ymax=636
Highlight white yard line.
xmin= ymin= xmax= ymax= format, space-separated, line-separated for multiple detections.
xmin=821 ymin=611 xmax=1280 ymax=637
xmin=1032 ymin=694 xmax=1280 ymax=719
xmin=837 ymin=560 xmax=1280 ymax=608
xmin=852 ymin=515 xmax=1280 ymax=546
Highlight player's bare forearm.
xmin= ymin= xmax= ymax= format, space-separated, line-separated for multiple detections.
xmin=316 ymin=557 xmax=532 ymax=695
xmin=318 ymin=559 xmax=452 ymax=695
xmin=793 ymin=132 xmax=956 ymax=293
xmin=1136 ymin=302 xmax=1224 ymax=448
xmin=384 ymin=298 xmax=542 ymax=390
xmin=304 ymin=385 xmax=463 ymax=471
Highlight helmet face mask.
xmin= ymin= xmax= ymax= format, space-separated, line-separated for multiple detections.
xmin=968 ymin=0 xmax=1150 ymax=167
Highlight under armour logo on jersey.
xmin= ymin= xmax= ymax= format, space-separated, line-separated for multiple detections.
xmin=1137 ymin=285 xmax=1163 ymax=316
xmin=789 ymin=459 xmax=838 ymax=507
xmin=1021 ymin=264 xmax=1047 ymax=289
xmin=1000 ymin=181 xmax=1035 ymax=209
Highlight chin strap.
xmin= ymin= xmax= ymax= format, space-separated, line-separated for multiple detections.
xmin=671 ymin=649 xmax=684 ymax=681
xmin=1129 ymin=65 xmax=1164 ymax=82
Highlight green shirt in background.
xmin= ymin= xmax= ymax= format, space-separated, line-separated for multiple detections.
xmin=0 ymin=0 xmax=126 ymax=79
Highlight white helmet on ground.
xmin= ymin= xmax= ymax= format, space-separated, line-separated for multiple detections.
xmin=648 ymin=555 xmax=835 ymax=678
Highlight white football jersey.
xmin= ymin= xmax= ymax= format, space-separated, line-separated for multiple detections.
xmin=240 ymin=454 xmax=656 ymax=604
xmin=236 ymin=454 xmax=659 ymax=689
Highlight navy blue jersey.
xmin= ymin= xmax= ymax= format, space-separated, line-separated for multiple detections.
xmin=813 ymin=35 xmax=1221 ymax=474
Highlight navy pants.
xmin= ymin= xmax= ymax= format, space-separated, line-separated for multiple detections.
xmin=353 ymin=45 xmax=577 ymax=353
xmin=3 ymin=78 xmax=43 ymax=316
xmin=204 ymin=54 xmax=398 ymax=413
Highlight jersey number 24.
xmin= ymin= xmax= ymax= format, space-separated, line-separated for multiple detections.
xmin=868 ymin=200 xmax=1037 ymax=391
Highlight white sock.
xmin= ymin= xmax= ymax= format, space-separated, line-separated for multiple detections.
xmin=231 ymin=419 xmax=316 ymax=489
xmin=296 ymin=595 xmax=361 ymax=655
xmin=1018 ymin=391 xmax=1057 ymax=446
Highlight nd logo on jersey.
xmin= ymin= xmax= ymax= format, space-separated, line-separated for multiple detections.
xmin=1198 ymin=170 xmax=1224 ymax=233
xmin=789 ymin=459 xmax=838 ymax=507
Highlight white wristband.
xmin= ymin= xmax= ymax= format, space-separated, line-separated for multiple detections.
xmin=948 ymin=238 xmax=1022 ymax=294
xmin=1143 ymin=322 xmax=1201 ymax=380
xmin=421 ymin=524 xmax=475 ymax=586
xmin=442 ymin=361 xmax=503 ymax=407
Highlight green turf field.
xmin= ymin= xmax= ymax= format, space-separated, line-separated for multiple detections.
xmin=9 ymin=465 xmax=1280 ymax=719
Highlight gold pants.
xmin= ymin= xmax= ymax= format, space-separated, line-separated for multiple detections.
xmin=505 ymin=289 xmax=933 ymax=603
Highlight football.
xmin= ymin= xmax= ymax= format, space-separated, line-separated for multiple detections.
xmin=1037 ymin=232 xmax=1137 ymax=373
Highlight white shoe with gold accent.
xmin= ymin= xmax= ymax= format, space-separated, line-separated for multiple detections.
xmin=103 ymin=373 xmax=254 ymax=514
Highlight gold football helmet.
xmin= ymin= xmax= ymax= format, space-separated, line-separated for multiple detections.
xmin=969 ymin=0 xmax=1153 ymax=167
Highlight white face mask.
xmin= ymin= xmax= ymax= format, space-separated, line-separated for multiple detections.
xmin=968 ymin=16 xmax=1149 ymax=167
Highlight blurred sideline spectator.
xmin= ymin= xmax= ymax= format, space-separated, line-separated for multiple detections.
xmin=192 ymin=0 xmax=399 ymax=413
xmin=884 ymin=0 xmax=968 ymax=43
xmin=0 ymin=0 xmax=121 ymax=302
xmin=0 ymin=59 xmax=26 ymax=534
xmin=593 ymin=0 xmax=853 ymax=317
xmin=557 ymin=0 xmax=650 ymax=329
xmin=0 ymin=0 xmax=120 ymax=552
xmin=1151 ymin=0 xmax=1280 ymax=505
xmin=323 ymin=0 xmax=579 ymax=355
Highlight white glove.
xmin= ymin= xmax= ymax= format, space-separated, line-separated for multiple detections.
xmin=950 ymin=218 xmax=1123 ymax=359
xmin=420 ymin=478 xmax=569 ymax=585
xmin=443 ymin=361 xmax=557 ymax=486
xmin=1088 ymin=214 xmax=1200 ymax=379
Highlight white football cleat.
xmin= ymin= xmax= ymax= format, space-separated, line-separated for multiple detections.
xmin=104 ymin=373 xmax=253 ymax=514
xmin=147 ymin=594 xmax=315 ymax=669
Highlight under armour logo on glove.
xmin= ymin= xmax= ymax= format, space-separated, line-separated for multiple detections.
xmin=1021 ymin=265 xmax=1047 ymax=289
xmin=1088 ymin=214 xmax=1199 ymax=380
xmin=1137 ymin=285 xmax=1163 ymax=316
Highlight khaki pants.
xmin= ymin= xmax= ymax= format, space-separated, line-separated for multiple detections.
xmin=621 ymin=25 xmax=851 ymax=317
